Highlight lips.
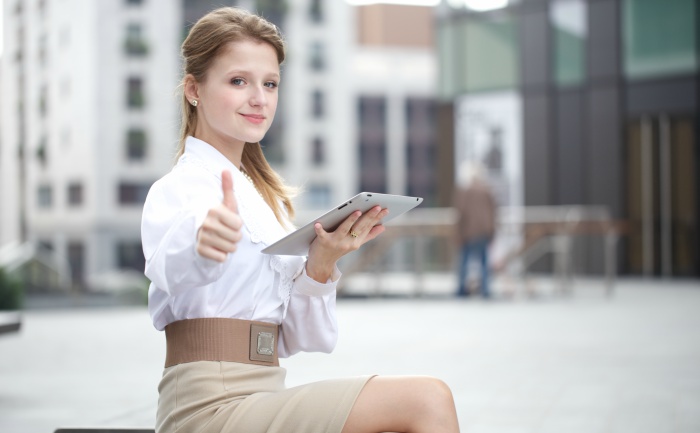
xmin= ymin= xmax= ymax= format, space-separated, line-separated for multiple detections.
xmin=240 ymin=113 xmax=265 ymax=124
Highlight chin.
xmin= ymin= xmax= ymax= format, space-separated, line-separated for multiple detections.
xmin=242 ymin=130 xmax=271 ymax=145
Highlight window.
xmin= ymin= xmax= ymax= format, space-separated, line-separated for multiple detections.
xmin=127 ymin=77 xmax=145 ymax=108
xmin=126 ymin=0 xmax=143 ymax=5
xmin=39 ymin=85 xmax=48 ymax=117
xmin=309 ymin=0 xmax=323 ymax=22
xmin=38 ymin=33 xmax=47 ymax=66
xmin=126 ymin=128 xmax=147 ymax=160
xmin=405 ymin=98 xmax=438 ymax=203
xmin=461 ymin=14 xmax=519 ymax=93
xmin=312 ymin=90 xmax=324 ymax=118
xmin=307 ymin=184 xmax=332 ymax=209
xmin=36 ymin=135 xmax=48 ymax=167
xmin=118 ymin=182 xmax=151 ymax=206
xmin=551 ymin=0 xmax=587 ymax=86
xmin=623 ymin=0 xmax=697 ymax=79
xmin=125 ymin=23 xmax=148 ymax=56
xmin=358 ymin=96 xmax=387 ymax=193
xmin=38 ymin=240 xmax=53 ymax=252
xmin=117 ymin=241 xmax=145 ymax=272
xmin=37 ymin=184 xmax=52 ymax=208
xmin=310 ymin=41 xmax=325 ymax=70
xmin=68 ymin=183 xmax=83 ymax=207
xmin=312 ymin=137 xmax=325 ymax=165
xmin=67 ymin=241 xmax=85 ymax=288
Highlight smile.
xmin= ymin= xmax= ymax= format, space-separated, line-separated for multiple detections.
xmin=240 ymin=114 xmax=265 ymax=125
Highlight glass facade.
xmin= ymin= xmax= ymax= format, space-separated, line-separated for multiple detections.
xmin=551 ymin=0 xmax=587 ymax=86
xmin=437 ymin=0 xmax=700 ymax=276
xmin=439 ymin=13 xmax=518 ymax=97
xmin=462 ymin=14 xmax=518 ymax=93
xmin=623 ymin=0 xmax=697 ymax=79
xmin=438 ymin=20 xmax=458 ymax=99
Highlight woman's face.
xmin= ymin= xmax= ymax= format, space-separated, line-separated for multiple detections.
xmin=191 ymin=39 xmax=280 ymax=150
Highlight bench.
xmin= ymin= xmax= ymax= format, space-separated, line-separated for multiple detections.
xmin=0 ymin=311 xmax=21 ymax=335
xmin=54 ymin=428 xmax=155 ymax=433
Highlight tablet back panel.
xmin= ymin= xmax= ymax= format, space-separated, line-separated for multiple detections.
xmin=261 ymin=192 xmax=423 ymax=256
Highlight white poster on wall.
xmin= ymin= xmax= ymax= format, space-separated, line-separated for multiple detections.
xmin=455 ymin=91 xmax=524 ymax=275
xmin=455 ymin=90 xmax=523 ymax=208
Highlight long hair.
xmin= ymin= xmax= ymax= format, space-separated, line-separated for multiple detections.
xmin=177 ymin=7 xmax=295 ymax=223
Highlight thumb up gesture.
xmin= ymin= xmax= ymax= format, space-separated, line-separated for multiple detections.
xmin=196 ymin=170 xmax=243 ymax=262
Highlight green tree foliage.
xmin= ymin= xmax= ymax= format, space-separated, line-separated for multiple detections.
xmin=0 ymin=268 xmax=23 ymax=310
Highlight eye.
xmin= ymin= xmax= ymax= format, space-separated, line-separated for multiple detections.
xmin=231 ymin=78 xmax=245 ymax=86
xmin=264 ymin=81 xmax=278 ymax=89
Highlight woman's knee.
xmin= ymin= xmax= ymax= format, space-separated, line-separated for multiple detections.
xmin=342 ymin=376 xmax=458 ymax=433
xmin=380 ymin=376 xmax=456 ymax=419
xmin=414 ymin=377 xmax=456 ymax=412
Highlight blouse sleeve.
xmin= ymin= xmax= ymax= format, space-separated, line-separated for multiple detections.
xmin=277 ymin=265 xmax=341 ymax=358
xmin=141 ymin=166 xmax=227 ymax=297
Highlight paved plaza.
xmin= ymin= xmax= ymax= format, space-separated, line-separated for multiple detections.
xmin=1 ymin=277 xmax=699 ymax=433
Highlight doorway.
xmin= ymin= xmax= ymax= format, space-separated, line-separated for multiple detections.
xmin=626 ymin=115 xmax=698 ymax=276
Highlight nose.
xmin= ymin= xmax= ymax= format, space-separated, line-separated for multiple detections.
xmin=249 ymin=85 xmax=267 ymax=107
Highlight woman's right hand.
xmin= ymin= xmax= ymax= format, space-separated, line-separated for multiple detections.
xmin=196 ymin=170 xmax=243 ymax=262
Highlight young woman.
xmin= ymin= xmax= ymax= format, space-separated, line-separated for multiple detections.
xmin=141 ymin=7 xmax=460 ymax=433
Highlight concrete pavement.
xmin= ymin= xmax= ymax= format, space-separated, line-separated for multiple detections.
xmin=1 ymin=277 xmax=699 ymax=433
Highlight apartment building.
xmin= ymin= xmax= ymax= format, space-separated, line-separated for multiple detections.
xmin=283 ymin=1 xmax=440 ymax=216
xmin=1 ymin=0 xmax=181 ymax=288
xmin=0 ymin=0 xmax=441 ymax=289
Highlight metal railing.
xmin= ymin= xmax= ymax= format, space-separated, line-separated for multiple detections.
xmin=331 ymin=205 xmax=623 ymax=297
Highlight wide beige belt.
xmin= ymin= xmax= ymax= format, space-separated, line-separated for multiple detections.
xmin=164 ymin=318 xmax=279 ymax=368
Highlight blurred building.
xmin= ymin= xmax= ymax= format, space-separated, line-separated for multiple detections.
xmin=438 ymin=0 xmax=699 ymax=277
xmin=282 ymin=1 xmax=442 ymax=211
xmin=0 ymin=0 xmax=443 ymax=289
xmin=1 ymin=0 xmax=181 ymax=289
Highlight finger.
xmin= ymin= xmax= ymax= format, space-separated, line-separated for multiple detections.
xmin=221 ymin=170 xmax=238 ymax=213
xmin=352 ymin=206 xmax=385 ymax=234
xmin=334 ymin=210 xmax=363 ymax=234
xmin=196 ymin=244 xmax=227 ymax=263
xmin=218 ymin=209 xmax=243 ymax=232
xmin=199 ymin=226 xmax=241 ymax=250
xmin=363 ymin=224 xmax=386 ymax=243
xmin=314 ymin=222 xmax=325 ymax=235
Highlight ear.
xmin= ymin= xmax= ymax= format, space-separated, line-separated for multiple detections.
xmin=183 ymin=74 xmax=200 ymax=103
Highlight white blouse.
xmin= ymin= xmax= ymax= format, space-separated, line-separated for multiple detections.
xmin=141 ymin=136 xmax=340 ymax=358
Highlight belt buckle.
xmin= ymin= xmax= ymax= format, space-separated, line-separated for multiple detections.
xmin=249 ymin=323 xmax=276 ymax=363
xmin=257 ymin=331 xmax=274 ymax=356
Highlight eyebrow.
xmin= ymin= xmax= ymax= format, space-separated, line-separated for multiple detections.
xmin=226 ymin=69 xmax=281 ymax=80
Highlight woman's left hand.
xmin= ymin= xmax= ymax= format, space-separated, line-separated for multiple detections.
xmin=305 ymin=206 xmax=390 ymax=283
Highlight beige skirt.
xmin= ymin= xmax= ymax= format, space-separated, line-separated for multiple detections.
xmin=156 ymin=361 xmax=372 ymax=433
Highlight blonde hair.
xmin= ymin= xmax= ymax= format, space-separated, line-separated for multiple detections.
xmin=177 ymin=7 xmax=295 ymax=223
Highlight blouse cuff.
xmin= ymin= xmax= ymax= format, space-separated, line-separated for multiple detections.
xmin=292 ymin=265 xmax=341 ymax=297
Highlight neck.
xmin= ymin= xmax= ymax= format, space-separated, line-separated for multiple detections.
xmin=193 ymin=131 xmax=246 ymax=169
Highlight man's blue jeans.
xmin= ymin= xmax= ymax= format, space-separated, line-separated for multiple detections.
xmin=457 ymin=236 xmax=491 ymax=297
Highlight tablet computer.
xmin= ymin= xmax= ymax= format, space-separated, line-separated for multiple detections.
xmin=261 ymin=192 xmax=423 ymax=256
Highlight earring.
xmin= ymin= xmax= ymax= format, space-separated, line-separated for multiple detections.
xmin=191 ymin=100 xmax=198 ymax=107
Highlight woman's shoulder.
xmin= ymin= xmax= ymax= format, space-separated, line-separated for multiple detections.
xmin=148 ymin=158 xmax=221 ymax=204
